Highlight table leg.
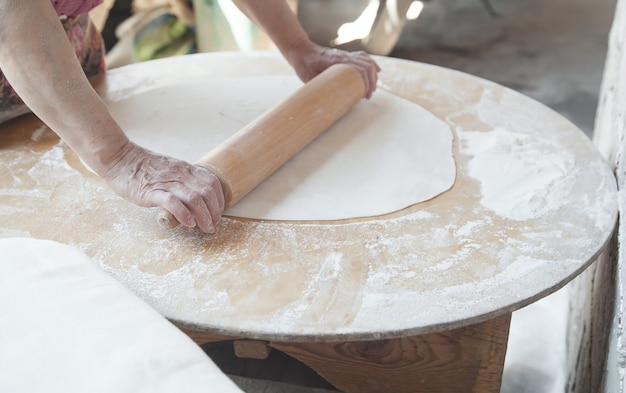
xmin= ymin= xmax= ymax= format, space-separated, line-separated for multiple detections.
xmin=178 ymin=313 xmax=511 ymax=393
xmin=269 ymin=313 xmax=511 ymax=393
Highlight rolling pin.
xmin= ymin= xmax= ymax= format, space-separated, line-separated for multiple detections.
xmin=157 ymin=63 xmax=366 ymax=229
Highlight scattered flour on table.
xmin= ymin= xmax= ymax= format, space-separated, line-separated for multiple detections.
xmin=460 ymin=129 xmax=577 ymax=221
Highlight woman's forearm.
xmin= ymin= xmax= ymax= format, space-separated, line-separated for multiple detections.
xmin=231 ymin=0 xmax=314 ymax=60
xmin=231 ymin=0 xmax=379 ymax=98
xmin=0 ymin=0 xmax=129 ymax=176
xmin=0 ymin=1 xmax=235 ymax=232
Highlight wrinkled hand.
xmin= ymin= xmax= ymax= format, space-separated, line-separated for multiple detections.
xmin=102 ymin=142 xmax=224 ymax=233
xmin=287 ymin=44 xmax=381 ymax=99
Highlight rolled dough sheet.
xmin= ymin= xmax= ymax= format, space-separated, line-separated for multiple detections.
xmin=106 ymin=76 xmax=456 ymax=220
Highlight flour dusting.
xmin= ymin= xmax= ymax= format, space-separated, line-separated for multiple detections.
xmin=30 ymin=126 xmax=48 ymax=142
xmin=461 ymin=129 xmax=577 ymax=220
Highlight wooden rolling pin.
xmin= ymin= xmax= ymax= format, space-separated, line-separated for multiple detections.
xmin=158 ymin=63 xmax=366 ymax=229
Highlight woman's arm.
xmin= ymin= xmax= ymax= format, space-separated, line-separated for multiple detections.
xmin=0 ymin=0 xmax=224 ymax=233
xmin=232 ymin=0 xmax=380 ymax=98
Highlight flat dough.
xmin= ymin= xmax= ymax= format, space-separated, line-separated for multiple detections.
xmin=106 ymin=76 xmax=456 ymax=220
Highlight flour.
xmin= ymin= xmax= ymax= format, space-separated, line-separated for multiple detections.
xmin=29 ymin=126 xmax=48 ymax=142
xmin=29 ymin=141 xmax=74 ymax=172
xmin=460 ymin=128 xmax=577 ymax=220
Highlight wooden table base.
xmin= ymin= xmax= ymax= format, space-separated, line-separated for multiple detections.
xmin=179 ymin=313 xmax=511 ymax=393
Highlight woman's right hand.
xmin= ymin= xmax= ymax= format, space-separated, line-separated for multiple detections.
xmin=101 ymin=141 xmax=225 ymax=234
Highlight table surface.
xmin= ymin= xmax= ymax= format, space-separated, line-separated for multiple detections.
xmin=0 ymin=52 xmax=617 ymax=342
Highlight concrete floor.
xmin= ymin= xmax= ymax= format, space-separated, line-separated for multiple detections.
xmin=390 ymin=0 xmax=615 ymax=138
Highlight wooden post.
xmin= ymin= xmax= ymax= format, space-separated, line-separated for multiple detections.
xmin=566 ymin=1 xmax=623 ymax=391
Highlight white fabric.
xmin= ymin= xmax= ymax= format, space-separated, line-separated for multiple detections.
xmin=0 ymin=237 xmax=242 ymax=393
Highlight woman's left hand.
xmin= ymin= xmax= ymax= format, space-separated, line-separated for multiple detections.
xmin=286 ymin=43 xmax=381 ymax=99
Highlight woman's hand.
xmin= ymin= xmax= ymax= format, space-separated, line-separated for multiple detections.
xmin=286 ymin=43 xmax=381 ymax=99
xmin=231 ymin=0 xmax=381 ymax=99
xmin=102 ymin=141 xmax=225 ymax=233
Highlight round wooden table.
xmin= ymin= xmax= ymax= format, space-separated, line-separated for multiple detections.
xmin=0 ymin=52 xmax=617 ymax=393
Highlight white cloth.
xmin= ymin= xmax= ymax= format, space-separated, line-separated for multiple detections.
xmin=0 ymin=237 xmax=242 ymax=393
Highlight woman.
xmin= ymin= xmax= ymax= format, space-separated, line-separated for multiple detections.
xmin=0 ymin=0 xmax=380 ymax=233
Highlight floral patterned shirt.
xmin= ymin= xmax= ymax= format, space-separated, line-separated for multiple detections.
xmin=51 ymin=0 xmax=103 ymax=17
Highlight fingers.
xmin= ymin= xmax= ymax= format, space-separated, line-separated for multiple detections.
xmin=354 ymin=51 xmax=380 ymax=99
xmin=167 ymin=167 xmax=224 ymax=233
xmin=292 ymin=46 xmax=380 ymax=98
xmin=190 ymin=165 xmax=225 ymax=231
xmin=366 ymin=55 xmax=382 ymax=98
xmin=332 ymin=49 xmax=381 ymax=99
xmin=149 ymin=172 xmax=224 ymax=234
xmin=104 ymin=147 xmax=226 ymax=234
xmin=153 ymin=190 xmax=196 ymax=228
